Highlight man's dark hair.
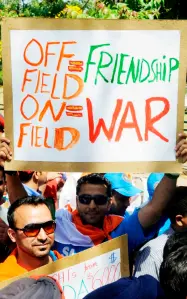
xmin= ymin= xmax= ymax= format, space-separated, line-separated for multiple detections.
xmin=76 ymin=173 xmax=112 ymax=197
xmin=18 ymin=171 xmax=34 ymax=183
xmin=167 ymin=186 xmax=187 ymax=224
xmin=7 ymin=196 xmax=52 ymax=229
xmin=163 ymin=231 xmax=187 ymax=260
xmin=160 ymin=245 xmax=187 ymax=299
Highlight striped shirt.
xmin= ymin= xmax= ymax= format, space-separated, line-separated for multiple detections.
xmin=134 ymin=227 xmax=174 ymax=281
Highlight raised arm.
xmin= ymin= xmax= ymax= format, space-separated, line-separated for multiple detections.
xmin=0 ymin=137 xmax=27 ymax=204
xmin=138 ymin=133 xmax=187 ymax=229
xmin=5 ymin=173 xmax=27 ymax=204
xmin=138 ymin=174 xmax=177 ymax=228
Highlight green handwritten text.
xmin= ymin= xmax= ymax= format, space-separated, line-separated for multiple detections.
xmin=84 ymin=44 xmax=179 ymax=85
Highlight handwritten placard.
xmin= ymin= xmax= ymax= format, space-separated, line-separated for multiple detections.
xmin=2 ymin=19 xmax=187 ymax=172
xmin=51 ymin=249 xmax=120 ymax=298
xmin=0 ymin=235 xmax=129 ymax=295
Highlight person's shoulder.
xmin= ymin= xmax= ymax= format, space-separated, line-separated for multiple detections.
xmin=0 ymin=254 xmax=24 ymax=282
xmin=125 ymin=208 xmax=139 ymax=219
xmin=136 ymin=230 xmax=171 ymax=264
xmin=111 ymin=210 xmax=141 ymax=239
xmin=0 ymin=250 xmax=17 ymax=266
xmin=121 ymin=208 xmax=140 ymax=226
xmin=0 ymin=256 xmax=11 ymax=267
xmin=0 ymin=256 xmax=13 ymax=277
xmin=111 ymin=209 xmax=142 ymax=237
xmin=140 ymin=229 xmax=172 ymax=251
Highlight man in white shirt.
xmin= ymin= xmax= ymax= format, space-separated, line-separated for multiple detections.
xmin=134 ymin=186 xmax=187 ymax=280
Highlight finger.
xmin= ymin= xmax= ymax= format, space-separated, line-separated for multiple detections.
xmin=176 ymin=132 xmax=187 ymax=144
xmin=0 ymin=142 xmax=12 ymax=156
xmin=176 ymin=142 xmax=187 ymax=152
xmin=0 ymin=147 xmax=9 ymax=157
xmin=0 ymin=152 xmax=9 ymax=163
xmin=180 ymin=148 xmax=187 ymax=157
xmin=177 ymin=142 xmax=187 ymax=154
xmin=176 ymin=149 xmax=183 ymax=158
xmin=0 ymin=147 xmax=12 ymax=161
xmin=0 ymin=137 xmax=10 ymax=145
xmin=175 ymin=139 xmax=187 ymax=152
xmin=0 ymin=152 xmax=12 ymax=162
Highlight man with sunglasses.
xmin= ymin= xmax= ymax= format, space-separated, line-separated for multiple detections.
xmin=0 ymin=196 xmax=62 ymax=282
xmin=54 ymin=169 xmax=184 ymax=256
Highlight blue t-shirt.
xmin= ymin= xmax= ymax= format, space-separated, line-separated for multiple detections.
xmin=54 ymin=243 xmax=85 ymax=256
xmin=54 ymin=209 xmax=157 ymax=257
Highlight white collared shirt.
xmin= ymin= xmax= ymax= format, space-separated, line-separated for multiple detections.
xmin=134 ymin=227 xmax=174 ymax=281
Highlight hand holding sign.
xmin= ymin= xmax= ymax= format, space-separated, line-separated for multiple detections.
xmin=175 ymin=132 xmax=187 ymax=162
xmin=1 ymin=133 xmax=187 ymax=168
xmin=0 ymin=137 xmax=12 ymax=167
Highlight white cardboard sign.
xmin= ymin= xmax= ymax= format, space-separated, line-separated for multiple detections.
xmin=3 ymin=19 xmax=187 ymax=172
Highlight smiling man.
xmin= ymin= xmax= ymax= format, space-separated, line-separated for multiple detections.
xmin=54 ymin=174 xmax=125 ymax=256
xmin=54 ymin=172 xmax=179 ymax=257
xmin=0 ymin=196 xmax=62 ymax=282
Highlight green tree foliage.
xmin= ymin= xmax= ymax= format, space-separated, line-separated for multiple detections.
xmin=160 ymin=0 xmax=187 ymax=19
xmin=21 ymin=0 xmax=66 ymax=17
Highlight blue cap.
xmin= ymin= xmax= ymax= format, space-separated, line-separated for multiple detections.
xmin=104 ymin=173 xmax=142 ymax=197
xmin=147 ymin=173 xmax=164 ymax=200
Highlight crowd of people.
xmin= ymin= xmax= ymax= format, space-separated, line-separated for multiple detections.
xmin=1 ymin=118 xmax=187 ymax=298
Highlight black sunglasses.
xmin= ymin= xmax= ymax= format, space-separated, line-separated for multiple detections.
xmin=14 ymin=220 xmax=56 ymax=237
xmin=78 ymin=194 xmax=109 ymax=205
